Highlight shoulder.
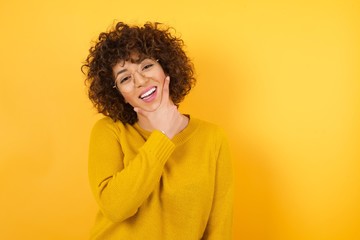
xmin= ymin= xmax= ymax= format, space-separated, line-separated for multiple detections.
xmin=93 ymin=116 xmax=116 ymax=127
xmin=92 ymin=116 xmax=115 ymax=130
xmin=90 ymin=117 xmax=124 ymax=138
xmin=190 ymin=117 xmax=228 ymax=143
xmin=192 ymin=117 xmax=225 ymax=135
xmin=189 ymin=117 xmax=230 ymax=159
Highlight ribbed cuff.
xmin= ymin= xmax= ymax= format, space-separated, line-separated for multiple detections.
xmin=141 ymin=130 xmax=175 ymax=165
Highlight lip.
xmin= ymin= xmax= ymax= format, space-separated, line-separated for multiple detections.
xmin=138 ymin=86 xmax=157 ymax=102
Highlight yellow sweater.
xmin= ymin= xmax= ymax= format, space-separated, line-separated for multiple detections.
xmin=88 ymin=116 xmax=233 ymax=239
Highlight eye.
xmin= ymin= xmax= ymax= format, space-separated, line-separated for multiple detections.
xmin=142 ymin=63 xmax=154 ymax=71
xmin=120 ymin=75 xmax=131 ymax=83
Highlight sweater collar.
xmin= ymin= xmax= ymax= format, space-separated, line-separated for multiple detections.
xmin=133 ymin=114 xmax=199 ymax=146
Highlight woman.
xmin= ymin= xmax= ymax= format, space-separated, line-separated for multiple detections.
xmin=82 ymin=21 xmax=233 ymax=240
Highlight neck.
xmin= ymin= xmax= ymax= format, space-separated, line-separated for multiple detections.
xmin=136 ymin=113 xmax=189 ymax=139
xmin=137 ymin=115 xmax=154 ymax=132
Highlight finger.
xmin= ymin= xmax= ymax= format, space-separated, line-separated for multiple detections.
xmin=161 ymin=76 xmax=171 ymax=104
xmin=163 ymin=75 xmax=170 ymax=91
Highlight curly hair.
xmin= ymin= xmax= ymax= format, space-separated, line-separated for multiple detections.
xmin=82 ymin=21 xmax=196 ymax=124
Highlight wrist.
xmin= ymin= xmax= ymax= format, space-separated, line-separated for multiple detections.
xmin=160 ymin=129 xmax=176 ymax=139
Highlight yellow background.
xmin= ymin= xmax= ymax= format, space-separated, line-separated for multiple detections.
xmin=0 ymin=0 xmax=359 ymax=239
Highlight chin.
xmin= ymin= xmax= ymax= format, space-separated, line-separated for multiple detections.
xmin=144 ymin=102 xmax=162 ymax=112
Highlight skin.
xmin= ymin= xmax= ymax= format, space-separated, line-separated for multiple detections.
xmin=113 ymin=59 xmax=188 ymax=139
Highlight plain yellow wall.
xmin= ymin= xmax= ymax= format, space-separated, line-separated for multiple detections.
xmin=0 ymin=0 xmax=359 ymax=239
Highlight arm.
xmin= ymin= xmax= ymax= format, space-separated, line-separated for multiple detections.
xmin=202 ymin=130 xmax=234 ymax=239
xmin=88 ymin=119 xmax=175 ymax=223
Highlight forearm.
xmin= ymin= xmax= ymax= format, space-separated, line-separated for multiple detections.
xmin=89 ymin=130 xmax=174 ymax=223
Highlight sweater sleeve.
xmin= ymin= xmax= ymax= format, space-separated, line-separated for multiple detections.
xmin=202 ymin=129 xmax=234 ymax=240
xmin=88 ymin=119 xmax=175 ymax=223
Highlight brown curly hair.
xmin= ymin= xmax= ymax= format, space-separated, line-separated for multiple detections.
xmin=82 ymin=21 xmax=196 ymax=124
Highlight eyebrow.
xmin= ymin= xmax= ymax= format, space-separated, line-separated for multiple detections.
xmin=114 ymin=58 xmax=154 ymax=79
xmin=114 ymin=69 xmax=128 ymax=79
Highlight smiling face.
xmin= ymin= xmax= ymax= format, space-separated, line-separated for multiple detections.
xmin=113 ymin=58 xmax=167 ymax=113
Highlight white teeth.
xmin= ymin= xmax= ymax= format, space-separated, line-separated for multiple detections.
xmin=140 ymin=87 xmax=156 ymax=99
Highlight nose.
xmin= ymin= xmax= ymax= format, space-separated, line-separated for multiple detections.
xmin=133 ymin=71 xmax=148 ymax=87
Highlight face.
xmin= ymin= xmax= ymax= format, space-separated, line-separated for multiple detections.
xmin=113 ymin=58 xmax=167 ymax=112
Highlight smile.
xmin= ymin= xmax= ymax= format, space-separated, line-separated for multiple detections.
xmin=139 ymin=87 xmax=157 ymax=100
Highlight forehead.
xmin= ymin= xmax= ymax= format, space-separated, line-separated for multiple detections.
xmin=112 ymin=56 xmax=155 ymax=77
xmin=114 ymin=57 xmax=152 ymax=70
xmin=125 ymin=52 xmax=150 ymax=64
xmin=113 ymin=52 xmax=151 ymax=68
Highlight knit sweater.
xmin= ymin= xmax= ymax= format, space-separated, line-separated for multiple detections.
xmin=88 ymin=116 xmax=233 ymax=239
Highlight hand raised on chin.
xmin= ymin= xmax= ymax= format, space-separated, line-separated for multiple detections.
xmin=134 ymin=76 xmax=187 ymax=139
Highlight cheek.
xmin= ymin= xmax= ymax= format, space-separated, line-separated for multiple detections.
xmin=156 ymin=72 xmax=167 ymax=85
xmin=121 ymin=92 xmax=132 ymax=104
xmin=154 ymin=68 xmax=166 ymax=80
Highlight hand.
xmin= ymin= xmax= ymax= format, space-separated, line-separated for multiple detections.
xmin=134 ymin=76 xmax=186 ymax=139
